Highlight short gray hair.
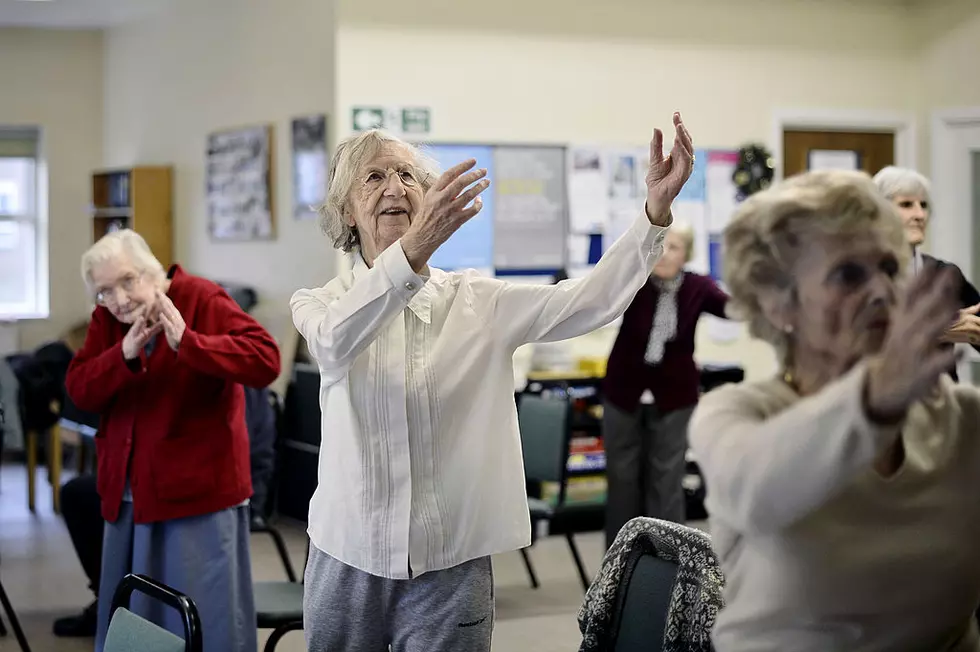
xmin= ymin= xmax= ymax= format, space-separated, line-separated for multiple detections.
xmin=320 ymin=130 xmax=440 ymax=252
xmin=80 ymin=229 xmax=166 ymax=295
xmin=723 ymin=169 xmax=907 ymax=363
xmin=872 ymin=166 xmax=931 ymax=204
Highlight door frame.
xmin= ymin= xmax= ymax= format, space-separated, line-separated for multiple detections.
xmin=771 ymin=108 xmax=918 ymax=182
xmin=929 ymin=107 xmax=980 ymax=266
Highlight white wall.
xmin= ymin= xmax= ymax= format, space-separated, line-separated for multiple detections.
xmin=102 ymin=0 xmax=337 ymax=339
xmin=919 ymin=0 xmax=980 ymax=109
xmin=335 ymin=0 xmax=919 ymax=380
xmin=0 ymin=28 xmax=103 ymax=349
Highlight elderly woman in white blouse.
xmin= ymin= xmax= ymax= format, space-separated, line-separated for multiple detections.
xmin=290 ymin=114 xmax=694 ymax=652
xmin=690 ymin=169 xmax=980 ymax=652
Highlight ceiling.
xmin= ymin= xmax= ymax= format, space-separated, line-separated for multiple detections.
xmin=0 ymin=0 xmax=174 ymax=29
xmin=0 ymin=0 xmax=929 ymax=29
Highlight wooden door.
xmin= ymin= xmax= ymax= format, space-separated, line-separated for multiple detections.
xmin=782 ymin=130 xmax=895 ymax=179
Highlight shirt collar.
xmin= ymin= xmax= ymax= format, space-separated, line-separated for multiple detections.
xmin=350 ymin=251 xmax=434 ymax=324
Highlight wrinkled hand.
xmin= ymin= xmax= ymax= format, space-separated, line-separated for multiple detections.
xmin=121 ymin=311 xmax=164 ymax=360
xmin=400 ymin=159 xmax=490 ymax=273
xmin=155 ymin=290 xmax=186 ymax=352
xmin=943 ymin=303 xmax=980 ymax=345
xmin=864 ymin=265 xmax=960 ymax=423
xmin=645 ymin=112 xmax=695 ymax=225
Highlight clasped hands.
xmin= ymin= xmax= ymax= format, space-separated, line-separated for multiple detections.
xmin=121 ymin=290 xmax=186 ymax=360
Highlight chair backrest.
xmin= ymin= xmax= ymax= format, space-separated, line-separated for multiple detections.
xmin=611 ymin=554 xmax=679 ymax=652
xmin=104 ymin=607 xmax=187 ymax=652
xmin=517 ymin=394 xmax=570 ymax=485
xmin=109 ymin=574 xmax=202 ymax=652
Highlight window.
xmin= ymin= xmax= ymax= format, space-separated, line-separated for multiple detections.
xmin=0 ymin=128 xmax=47 ymax=319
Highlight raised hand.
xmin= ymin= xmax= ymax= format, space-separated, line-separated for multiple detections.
xmin=943 ymin=302 xmax=980 ymax=345
xmin=645 ymin=112 xmax=695 ymax=225
xmin=155 ymin=290 xmax=187 ymax=352
xmin=864 ymin=265 xmax=960 ymax=423
xmin=400 ymin=159 xmax=491 ymax=272
xmin=121 ymin=311 xmax=164 ymax=360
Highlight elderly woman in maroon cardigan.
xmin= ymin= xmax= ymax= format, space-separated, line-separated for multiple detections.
xmin=65 ymin=229 xmax=280 ymax=652
xmin=603 ymin=223 xmax=730 ymax=547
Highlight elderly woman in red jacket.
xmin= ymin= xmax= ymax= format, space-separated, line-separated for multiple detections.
xmin=66 ymin=229 xmax=280 ymax=652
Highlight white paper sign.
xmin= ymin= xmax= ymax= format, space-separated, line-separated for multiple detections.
xmin=808 ymin=149 xmax=859 ymax=171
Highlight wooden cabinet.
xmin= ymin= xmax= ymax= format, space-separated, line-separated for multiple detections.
xmin=91 ymin=166 xmax=174 ymax=265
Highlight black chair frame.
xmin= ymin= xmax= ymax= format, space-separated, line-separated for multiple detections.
xmin=110 ymin=573 xmax=203 ymax=652
xmin=0 ymin=575 xmax=31 ymax=652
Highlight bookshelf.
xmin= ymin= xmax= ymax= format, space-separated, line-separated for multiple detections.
xmin=91 ymin=166 xmax=174 ymax=265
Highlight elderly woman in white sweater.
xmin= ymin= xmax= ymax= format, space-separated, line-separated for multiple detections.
xmin=690 ymin=169 xmax=980 ymax=652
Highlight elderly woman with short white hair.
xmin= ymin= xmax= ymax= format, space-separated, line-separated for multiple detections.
xmin=691 ymin=169 xmax=980 ymax=651
xmin=291 ymin=113 xmax=695 ymax=651
xmin=873 ymin=165 xmax=980 ymax=350
xmin=65 ymin=229 xmax=281 ymax=652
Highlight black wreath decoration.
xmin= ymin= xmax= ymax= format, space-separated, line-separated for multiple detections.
xmin=732 ymin=144 xmax=775 ymax=200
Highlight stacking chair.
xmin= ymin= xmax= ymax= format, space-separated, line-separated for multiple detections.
xmin=104 ymin=573 xmax=202 ymax=652
xmin=518 ymin=393 xmax=594 ymax=591
xmin=579 ymin=517 xmax=724 ymax=652
xmin=253 ymin=390 xmax=305 ymax=651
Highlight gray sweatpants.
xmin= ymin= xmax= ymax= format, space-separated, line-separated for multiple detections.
xmin=603 ymin=401 xmax=695 ymax=548
xmin=303 ymin=545 xmax=494 ymax=652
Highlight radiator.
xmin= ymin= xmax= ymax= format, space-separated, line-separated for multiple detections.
xmin=0 ymin=321 xmax=19 ymax=356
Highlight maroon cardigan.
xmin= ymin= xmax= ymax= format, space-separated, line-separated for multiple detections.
xmin=65 ymin=265 xmax=281 ymax=524
xmin=604 ymin=272 xmax=729 ymax=414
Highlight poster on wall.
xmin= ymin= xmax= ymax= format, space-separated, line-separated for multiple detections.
xmin=206 ymin=125 xmax=274 ymax=241
xmin=291 ymin=114 xmax=328 ymax=220
xmin=421 ymin=143 xmax=495 ymax=271
xmin=492 ymin=146 xmax=566 ymax=269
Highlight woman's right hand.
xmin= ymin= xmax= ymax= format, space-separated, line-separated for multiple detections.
xmin=121 ymin=313 xmax=163 ymax=360
xmin=400 ymin=159 xmax=490 ymax=272
xmin=864 ymin=264 xmax=960 ymax=423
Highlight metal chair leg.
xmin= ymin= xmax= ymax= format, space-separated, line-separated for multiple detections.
xmin=26 ymin=431 xmax=37 ymax=514
xmin=266 ymin=527 xmax=297 ymax=583
xmin=0 ymin=610 xmax=8 ymax=636
xmin=565 ymin=532 xmax=590 ymax=592
xmin=519 ymin=548 xmax=540 ymax=589
xmin=263 ymin=621 xmax=303 ymax=652
xmin=0 ymin=579 xmax=32 ymax=652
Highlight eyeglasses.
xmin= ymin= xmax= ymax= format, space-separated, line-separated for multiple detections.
xmin=362 ymin=166 xmax=422 ymax=189
xmin=95 ymin=272 xmax=143 ymax=306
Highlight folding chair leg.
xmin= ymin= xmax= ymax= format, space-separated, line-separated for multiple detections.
xmin=519 ymin=548 xmax=540 ymax=589
xmin=0 ymin=610 xmax=8 ymax=636
xmin=0 ymin=580 xmax=32 ymax=652
xmin=267 ymin=527 xmax=298 ymax=583
xmin=263 ymin=621 xmax=303 ymax=652
xmin=565 ymin=532 xmax=590 ymax=592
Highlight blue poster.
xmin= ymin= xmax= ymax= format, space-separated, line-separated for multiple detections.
xmin=418 ymin=144 xmax=494 ymax=271
xmin=676 ymin=147 xmax=708 ymax=203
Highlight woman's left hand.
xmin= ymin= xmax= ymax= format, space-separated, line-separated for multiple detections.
xmin=155 ymin=290 xmax=186 ymax=351
xmin=645 ymin=112 xmax=695 ymax=226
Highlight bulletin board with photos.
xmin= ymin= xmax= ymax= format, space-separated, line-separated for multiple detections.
xmin=410 ymin=141 xmax=742 ymax=284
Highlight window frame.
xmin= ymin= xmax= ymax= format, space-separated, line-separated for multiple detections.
xmin=0 ymin=127 xmax=49 ymax=321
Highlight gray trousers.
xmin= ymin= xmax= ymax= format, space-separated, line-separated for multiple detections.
xmin=304 ymin=545 xmax=494 ymax=652
xmin=603 ymin=401 xmax=694 ymax=548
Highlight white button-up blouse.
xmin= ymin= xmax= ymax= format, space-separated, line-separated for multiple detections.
xmin=290 ymin=212 xmax=668 ymax=579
